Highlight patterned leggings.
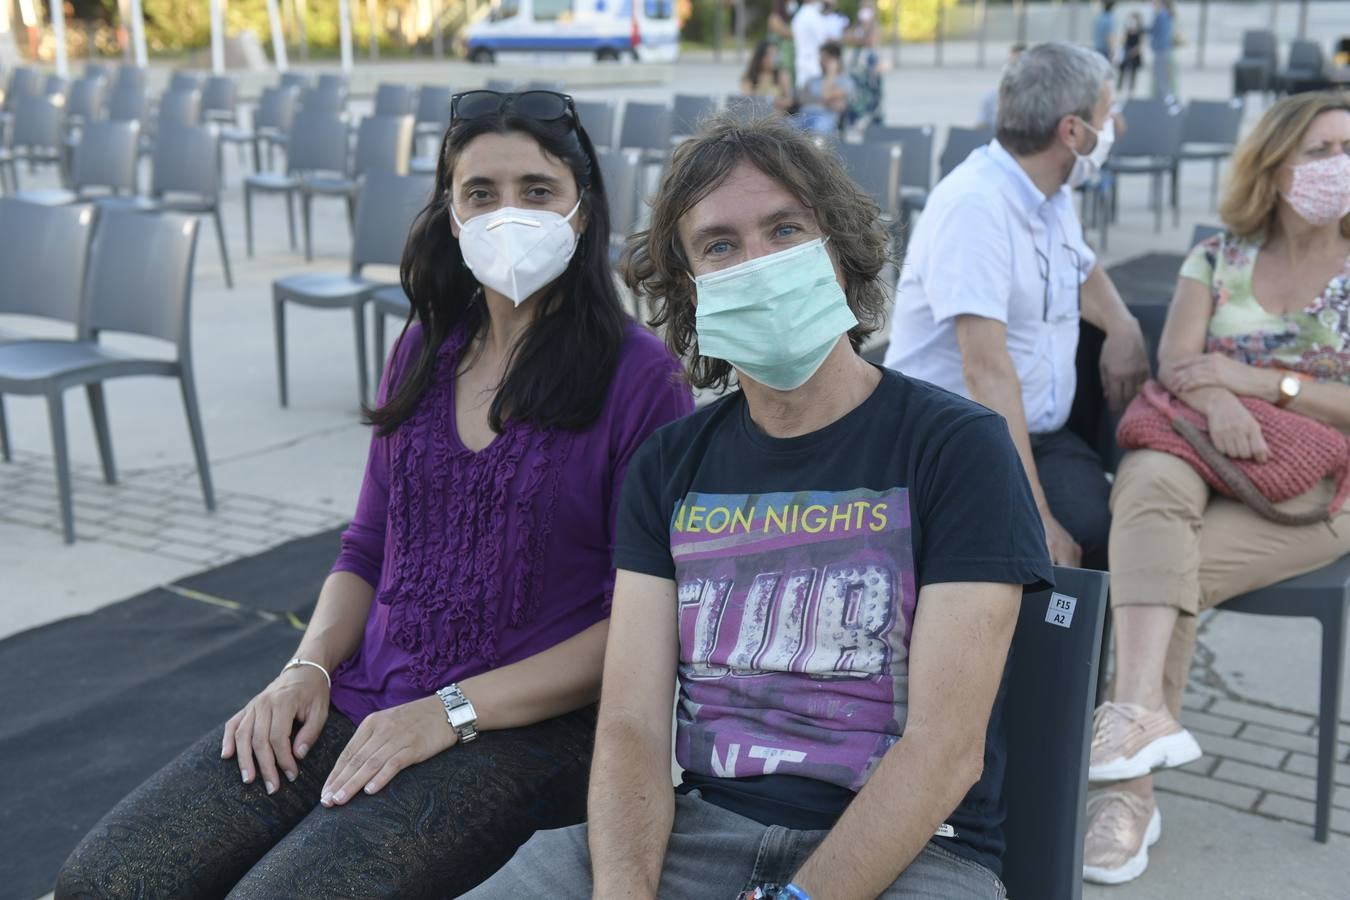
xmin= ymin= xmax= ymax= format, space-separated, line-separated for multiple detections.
xmin=55 ymin=704 xmax=597 ymax=899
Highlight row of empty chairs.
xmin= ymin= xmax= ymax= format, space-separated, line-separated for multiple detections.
xmin=1233 ymin=31 xmax=1342 ymax=97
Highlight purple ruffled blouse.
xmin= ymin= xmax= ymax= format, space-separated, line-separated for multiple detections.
xmin=328 ymin=319 xmax=692 ymax=724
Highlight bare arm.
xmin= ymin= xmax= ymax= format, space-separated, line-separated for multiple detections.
xmin=955 ymin=315 xmax=1080 ymax=566
xmin=589 ymin=570 xmax=680 ymax=899
xmin=790 ymin=581 xmax=1022 ymax=899
xmin=1080 ymin=264 xmax=1150 ymax=413
xmin=293 ymin=570 xmax=377 ymax=672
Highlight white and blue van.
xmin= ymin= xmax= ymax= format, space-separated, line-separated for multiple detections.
xmin=465 ymin=0 xmax=679 ymax=64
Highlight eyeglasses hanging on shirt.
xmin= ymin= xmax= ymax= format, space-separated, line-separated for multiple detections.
xmin=1032 ymin=239 xmax=1087 ymax=325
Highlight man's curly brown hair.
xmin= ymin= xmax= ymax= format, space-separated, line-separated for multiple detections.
xmin=622 ymin=113 xmax=894 ymax=392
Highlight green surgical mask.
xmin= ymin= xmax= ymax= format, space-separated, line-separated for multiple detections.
xmin=693 ymin=238 xmax=858 ymax=391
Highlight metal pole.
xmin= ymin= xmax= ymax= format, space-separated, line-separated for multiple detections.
xmin=365 ymin=0 xmax=378 ymax=60
xmin=265 ymin=0 xmax=288 ymax=71
xmin=128 ymin=0 xmax=147 ymax=67
xmin=976 ymin=0 xmax=987 ymax=67
xmin=49 ymin=0 xmax=67 ymax=77
xmin=339 ymin=0 xmax=353 ymax=73
xmin=432 ymin=0 xmax=443 ymax=58
xmin=1016 ymin=0 xmax=1028 ymax=46
xmin=1197 ymin=0 xmax=1208 ymax=68
xmin=1069 ymin=0 xmax=1080 ymax=43
xmin=934 ymin=0 xmax=943 ymax=67
xmin=296 ymin=0 xmax=310 ymax=61
xmin=209 ymin=0 xmax=225 ymax=74
xmin=1296 ymin=0 xmax=1308 ymax=39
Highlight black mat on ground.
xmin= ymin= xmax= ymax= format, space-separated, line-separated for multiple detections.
xmin=174 ymin=526 xmax=346 ymax=619
xmin=0 ymin=589 xmax=301 ymax=899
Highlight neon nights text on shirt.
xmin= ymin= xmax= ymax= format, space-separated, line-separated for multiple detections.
xmin=672 ymin=500 xmax=889 ymax=536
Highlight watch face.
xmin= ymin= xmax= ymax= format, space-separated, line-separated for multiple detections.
xmin=1282 ymin=375 xmax=1301 ymax=394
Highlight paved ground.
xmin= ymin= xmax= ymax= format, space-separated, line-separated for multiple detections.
xmin=6 ymin=48 xmax=1349 ymax=899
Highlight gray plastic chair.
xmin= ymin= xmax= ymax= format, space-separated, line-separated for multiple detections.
xmin=672 ymin=93 xmax=718 ymax=137
xmin=1233 ymin=30 xmax=1278 ymax=96
xmin=83 ymin=62 xmax=114 ymax=83
xmin=113 ymin=65 xmax=146 ymax=92
xmin=1189 ymin=222 xmax=1222 ymax=248
xmin=299 ymin=84 xmax=347 ymax=118
xmin=939 ymin=125 xmax=992 ymax=180
xmin=44 ymin=75 xmax=69 ymax=99
xmin=67 ymin=120 xmax=141 ymax=198
xmin=168 ymin=71 xmax=204 ymax=93
xmin=574 ymin=99 xmax=616 ymax=151
xmin=1180 ymin=99 xmax=1245 ymax=209
xmin=317 ymin=73 xmax=349 ymax=95
xmin=1106 ymin=99 xmax=1185 ymax=233
xmin=373 ymin=83 xmax=414 ymax=117
xmin=839 ymin=141 xmax=902 ymax=218
xmin=618 ymin=101 xmax=673 ymax=160
xmin=300 ymin=114 xmax=414 ymax=262
xmin=244 ymin=110 xmax=349 ymax=258
xmin=106 ymin=83 xmax=148 ymax=126
xmin=155 ymin=88 xmax=203 ymax=128
xmin=0 ymin=95 xmax=64 ymax=192
xmin=280 ymin=72 xmax=313 ymax=93
xmin=0 ymin=208 xmax=212 ymax=543
xmin=1003 ymin=566 xmax=1108 ymax=900
xmin=4 ymin=66 xmax=43 ymax=110
xmin=413 ymin=84 xmax=452 ymax=153
xmin=202 ymin=75 xmax=239 ymax=125
xmin=370 ymin=283 xmax=412 ymax=387
xmin=65 ymin=75 xmax=109 ymax=126
xmin=864 ymin=124 xmax=936 ymax=217
xmin=595 ymin=148 xmax=640 ymax=265
xmin=1218 ymin=556 xmax=1350 ymax=843
xmin=220 ymin=85 xmax=297 ymax=174
xmin=147 ymin=124 xmax=234 ymax=289
xmin=1280 ymin=40 xmax=1329 ymax=94
xmin=272 ymin=172 xmax=433 ymax=407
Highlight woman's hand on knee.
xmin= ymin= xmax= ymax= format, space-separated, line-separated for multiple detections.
xmin=320 ymin=696 xmax=455 ymax=807
xmin=221 ymin=667 xmax=331 ymax=795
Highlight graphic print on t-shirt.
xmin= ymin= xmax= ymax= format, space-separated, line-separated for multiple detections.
xmin=671 ymin=487 xmax=916 ymax=792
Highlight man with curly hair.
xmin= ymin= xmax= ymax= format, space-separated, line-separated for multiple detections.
xmin=465 ymin=113 xmax=1053 ymax=900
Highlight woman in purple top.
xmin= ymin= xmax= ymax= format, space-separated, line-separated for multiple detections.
xmin=56 ymin=90 xmax=692 ymax=899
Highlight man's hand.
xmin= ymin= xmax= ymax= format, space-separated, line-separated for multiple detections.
xmin=1164 ymin=353 xmax=1277 ymax=400
xmin=1042 ymin=510 xmax=1082 ymax=567
xmin=1099 ymin=319 xmax=1150 ymax=415
xmin=320 ymin=695 xmax=456 ymax=806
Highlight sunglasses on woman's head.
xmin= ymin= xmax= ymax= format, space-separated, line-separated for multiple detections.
xmin=450 ymin=90 xmax=577 ymax=125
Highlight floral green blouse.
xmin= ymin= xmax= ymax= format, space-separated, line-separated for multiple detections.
xmin=1180 ymin=232 xmax=1350 ymax=384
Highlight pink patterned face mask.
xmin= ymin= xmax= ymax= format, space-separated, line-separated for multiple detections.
xmin=1283 ymin=154 xmax=1350 ymax=226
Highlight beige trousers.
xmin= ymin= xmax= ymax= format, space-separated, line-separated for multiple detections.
xmin=1108 ymin=450 xmax=1350 ymax=717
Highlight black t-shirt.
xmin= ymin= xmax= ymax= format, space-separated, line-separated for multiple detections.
xmin=614 ymin=367 xmax=1053 ymax=877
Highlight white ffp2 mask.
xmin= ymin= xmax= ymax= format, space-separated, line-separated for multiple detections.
xmin=451 ymin=198 xmax=582 ymax=306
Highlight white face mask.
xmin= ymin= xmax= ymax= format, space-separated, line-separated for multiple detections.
xmin=1067 ymin=117 xmax=1115 ymax=189
xmin=451 ymin=198 xmax=582 ymax=306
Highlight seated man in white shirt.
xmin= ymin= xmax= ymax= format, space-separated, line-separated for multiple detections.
xmin=791 ymin=0 xmax=847 ymax=90
xmin=885 ymin=41 xmax=1149 ymax=570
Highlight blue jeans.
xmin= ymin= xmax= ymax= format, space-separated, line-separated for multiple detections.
xmin=463 ymin=790 xmax=1007 ymax=899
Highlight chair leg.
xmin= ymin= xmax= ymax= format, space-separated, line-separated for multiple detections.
xmin=286 ymin=190 xmax=297 ymax=251
xmin=352 ymin=300 xmax=370 ymax=407
xmin=273 ymin=291 xmax=289 ymax=407
xmin=1312 ymin=606 xmax=1346 ymax=843
xmin=251 ymin=135 xmax=262 ymax=173
xmin=0 ymin=394 xmax=11 ymax=462
xmin=302 ymin=191 xmax=313 ymax=262
xmin=85 ymin=383 xmax=117 ymax=485
xmin=1210 ymin=159 xmax=1220 ymax=210
xmin=213 ymin=205 xmax=234 ymax=290
xmin=374 ymin=307 xmax=388 ymax=389
xmin=346 ymin=194 xmax=357 ymax=235
xmin=244 ymin=183 xmax=255 ymax=258
xmin=46 ymin=391 xmax=75 ymax=544
xmin=178 ymin=366 xmax=216 ymax=512
xmin=1171 ymin=164 xmax=1180 ymax=227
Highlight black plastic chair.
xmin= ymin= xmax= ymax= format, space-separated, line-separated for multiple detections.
xmin=1280 ymin=40 xmax=1330 ymax=94
xmin=1179 ymin=99 xmax=1245 ymax=209
xmin=1218 ymin=556 xmax=1350 ymax=843
xmin=1233 ymin=30 xmax=1278 ymax=97
xmin=272 ymin=172 xmax=433 ymax=407
xmin=0 ymin=208 xmax=213 ymax=543
xmin=1004 ymin=566 xmax=1109 ymax=900
xmin=1106 ymin=99 xmax=1185 ymax=233
xmin=939 ymin=125 xmax=992 ymax=180
xmin=837 ymin=142 xmax=901 ymax=220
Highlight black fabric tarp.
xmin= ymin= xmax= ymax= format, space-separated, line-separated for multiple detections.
xmin=0 ymin=528 xmax=345 ymax=900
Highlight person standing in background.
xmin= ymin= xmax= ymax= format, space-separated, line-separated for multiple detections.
xmin=1119 ymin=12 xmax=1145 ymax=96
xmin=849 ymin=0 xmax=884 ymax=126
xmin=792 ymin=0 xmax=846 ymax=90
xmin=767 ymin=0 xmax=797 ymax=93
xmin=1150 ymin=0 xmax=1176 ymax=100
xmin=1093 ymin=1 xmax=1117 ymax=61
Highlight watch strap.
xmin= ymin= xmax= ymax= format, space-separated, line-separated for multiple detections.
xmin=436 ymin=683 xmax=479 ymax=743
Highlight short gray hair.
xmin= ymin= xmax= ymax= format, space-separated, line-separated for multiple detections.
xmin=996 ymin=42 xmax=1113 ymax=155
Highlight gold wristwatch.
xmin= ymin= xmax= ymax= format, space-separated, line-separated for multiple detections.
xmin=1274 ymin=373 xmax=1302 ymax=408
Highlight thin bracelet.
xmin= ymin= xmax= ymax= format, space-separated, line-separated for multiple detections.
xmin=282 ymin=657 xmax=331 ymax=689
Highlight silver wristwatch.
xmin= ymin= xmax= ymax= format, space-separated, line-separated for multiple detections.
xmin=436 ymin=683 xmax=479 ymax=743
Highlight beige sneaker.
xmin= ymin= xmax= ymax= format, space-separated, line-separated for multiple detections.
xmin=1083 ymin=790 xmax=1162 ymax=884
xmin=1088 ymin=701 xmax=1202 ymax=782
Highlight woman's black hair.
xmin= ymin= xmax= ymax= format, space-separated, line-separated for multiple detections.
xmin=744 ymin=39 xmax=778 ymax=87
xmin=367 ymin=104 xmax=628 ymax=436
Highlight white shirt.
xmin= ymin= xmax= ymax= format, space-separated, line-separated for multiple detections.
xmin=791 ymin=2 xmax=846 ymax=88
xmin=883 ymin=140 xmax=1096 ymax=434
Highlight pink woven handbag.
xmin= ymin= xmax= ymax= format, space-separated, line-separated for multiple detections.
xmin=1116 ymin=380 xmax=1350 ymax=525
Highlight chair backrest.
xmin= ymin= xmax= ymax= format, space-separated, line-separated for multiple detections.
xmin=3 ymin=67 xmax=42 ymax=111
xmin=1288 ymin=39 xmax=1325 ymax=71
xmin=352 ymin=172 xmax=435 ymax=270
xmin=1181 ymin=98 xmax=1244 ymax=147
xmin=574 ymin=99 xmax=616 ymax=150
xmin=72 ymin=120 xmax=140 ymax=194
xmin=202 ymin=76 xmax=238 ymax=115
xmin=619 ymin=101 xmax=672 ymax=153
xmin=83 ymin=62 xmax=114 ymax=83
xmin=12 ymin=95 xmax=63 ymax=150
xmin=114 ymin=65 xmax=145 ymax=92
xmin=672 ymin=93 xmax=719 ymax=136
xmin=280 ymin=72 xmax=313 ymax=93
xmin=1112 ymin=99 xmax=1184 ymax=157
xmin=316 ymin=73 xmax=348 ymax=94
xmin=1189 ymin=223 xmax=1222 ymax=248
xmin=596 ymin=147 xmax=641 ymax=244
xmin=81 ymin=209 xmax=199 ymax=348
xmin=1002 ymin=566 xmax=1108 ymax=900
xmin=67 ymin=76 xmax=109 ymax=122
xmin=354 ymin=114 xmax=415 ymax=176
xmin=939 ymin=125 xmax=992 ymax=179
xmin=152 ymin=124 xmax=220 ymax=199
xmin=156 ymin=88 xmax=202 ymax=128
xmin=168 ymin=71 xmax=204 ymax=93
xmin=1241 ymin=29 xmax=1277 ymax=61
xmin=837 ymin=142 xmax=900 ymax=218
xmin=300 ymin=84 xmax=346 ymax=117
xmin=254 ymin=85 xmax=298 ymax=132
xmin=865 ymin=124 xmax=936 ymax=192
xmin=373 ymin=82 xmax=414 ymax=117
xmin=414 ymin=85 xmax=452 ymax=129
xmin=0 ymin=198 xmax=97 ymax=323
xmin=285 ymin=111 xmax=351 ymax=175
xmin=43 ymin=75 xmax=68 ymax=99
xmin=107 ymin=84 xmax=148 ymax=124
